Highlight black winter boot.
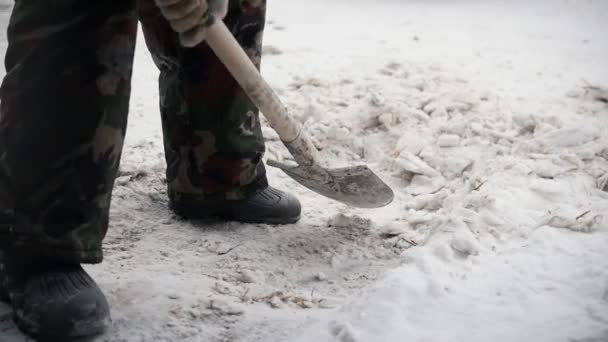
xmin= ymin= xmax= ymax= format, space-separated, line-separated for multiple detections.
xmin=172 ymin=186 xmax=302 ymax=224
xmin=0 ymin=254 xmax=110 ymax=341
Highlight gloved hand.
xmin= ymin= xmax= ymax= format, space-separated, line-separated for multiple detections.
xmin=155 ymin=0 xmax=229 ymax=47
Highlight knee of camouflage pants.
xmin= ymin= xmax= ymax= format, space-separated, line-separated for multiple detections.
xmin=138 ymin=0 xmax=269 ymax=208
xmin=0 ymin=1 xmax=138 ymax=264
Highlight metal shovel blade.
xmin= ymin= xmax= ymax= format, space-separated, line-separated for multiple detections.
xmin=205 ymin=23 xmax=394 ymax=208
xmin=267 ymin=160 xmax=394 ymax=208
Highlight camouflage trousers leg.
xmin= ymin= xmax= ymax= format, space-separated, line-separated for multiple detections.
xmin=138 ymin=0 xmax=269 ymax=211
xmin=0 ymin=1 xmax=138 ymax=263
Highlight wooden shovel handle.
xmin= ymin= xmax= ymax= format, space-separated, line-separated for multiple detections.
xmin=205 ymin=21 xmax=319 ymax=167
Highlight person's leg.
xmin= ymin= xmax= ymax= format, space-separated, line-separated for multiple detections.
xmin=0 ymin=0 xmax=137 ymax=264
xmin=138 ymin=0 xmax=300 ymax=223
xmin=138 ymin=0 xmax=268 ymax=200
xmin=0 ymin=0 xmax=138 ymax=338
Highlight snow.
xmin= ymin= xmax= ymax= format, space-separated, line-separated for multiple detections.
xmin=1 ymin=0 xmax=608 ymax=341
xmin=297 ymin=228 xmax=608 ymax=342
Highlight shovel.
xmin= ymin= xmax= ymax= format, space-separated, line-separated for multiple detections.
xmin=204 ymin=21 xmax=394 ymax=208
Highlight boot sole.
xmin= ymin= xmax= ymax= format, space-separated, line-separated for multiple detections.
xmin=230 ymin=213 xmax=301 ymax=225
xmin=1 ymin=285 xmax=110 ymax=340
xmin=172 ymin=204 xmax=301 ymax=225
xmin=177 ymin=210 xmax=301 ymax=225
xmin=14 ymin=314 xmax=110 ymax=342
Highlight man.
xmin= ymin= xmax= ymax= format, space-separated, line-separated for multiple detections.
xmin=0 ymin=0 xmax=300 ymax=339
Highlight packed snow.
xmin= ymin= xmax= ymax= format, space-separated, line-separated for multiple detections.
xmin=1 ymin=0 xmax=607 ymax=341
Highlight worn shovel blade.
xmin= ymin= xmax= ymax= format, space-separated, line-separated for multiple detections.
xmin=268 ymin=161 xmax=394 ymax=208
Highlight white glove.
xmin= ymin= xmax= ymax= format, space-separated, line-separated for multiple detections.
xmin=155 ymin=0 xmax=229 ymax=47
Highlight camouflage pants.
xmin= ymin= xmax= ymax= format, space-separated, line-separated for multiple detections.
xmin=0 ymin=0 xmax=268 ymax=264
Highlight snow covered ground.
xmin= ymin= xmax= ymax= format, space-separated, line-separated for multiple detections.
xmin=1 ymin=0 xmax=608 ymax=341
